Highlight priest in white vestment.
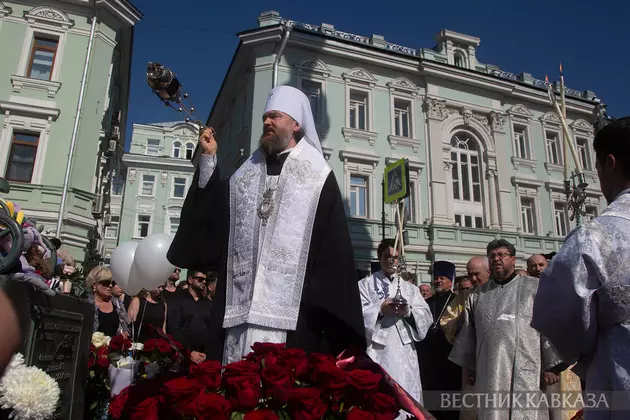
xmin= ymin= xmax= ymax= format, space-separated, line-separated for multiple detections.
xmin=532 ymin=117 xmax=630 ymax=420
xmin=449 ymin=239 xmax=566 ymax=420
xmin=167 ymin=86 xmax=366 ymax=365
xmin=358 ymin=238 xmax=433 ymax=409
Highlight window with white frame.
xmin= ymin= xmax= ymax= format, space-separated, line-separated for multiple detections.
xmin=393 ymin=99 xmax=411 ymax=138
xmin=513 ymin=125 xmax=531 ymax=159
xmin=454 ymin=214 xmax=484 ymax=229
xmin=111 ymin=176 xmax=124 ymax=196
xmin=350 ymin=175 xmax=368 ymax=218
xmin=301 ymin=80 xmax=321 ymax=122
xmin=546 ymin=131 xmax=561 ymax=164
xmin=168 ymin=216 xmax=180 ymax=237
xmin=146 ymin=139 xmax=160 ymax=156
xmin=576 ymin=137 xmax=592 ymax=171
xmin=105 ymin=216 xmax=119 ymax=239
xmin=349 ymin=90 xmax=368 ymax=130
xmin=172 ymin=177 xmax=187 ymax=198
xmin=585 ymin=205 xmax=598 ymax=222
xmin=554 ymin=202 xmax=569 ymax=237
xmin=136 ymin=215 xmax=151 ymax=238
xmin=140 ymin=174 xmax=155 ymax=196
xmin=172 ymin=141 xmax=182 ymax=158
xmin=451 ymin=134 xmax=482 ymax=203
xmin=27 ymin=36 xmax=59 ymax=80
xmin=185 ymin=143 xmax=194 ymax=160
xmin=519 ymin=197 xmax=538 ymax=235
xmin=5 ymin=132 xmax=39 ymax=183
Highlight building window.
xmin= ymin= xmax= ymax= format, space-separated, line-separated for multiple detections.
xmin=513 ymin=125 xmax=530 ymax=159
xmin=585 ymin=206 xmax=597 ymax=222
xmin=140 ymin=174 xmax=155 ymax=196
xmin=5 ymin=132 xmax=39 ymax=183
xmin=394 ymin=99 xmax=411 ymax=138
xmin=136 ymin=215 xmax=151 ymax=238
xmin=105 ymin=216 xmax=119 ymax=239
xmin=111 ymin=176 xmax=124 ymax=196
xmin=554 ymin=202 xmax=569 ymax=237
xmin=168 ymin=216 xmax=180 ymax=237
xmin=185 ymin=143 xmax=194 ymax=160
xmin=454 ymin=52 xmax=465 ymax=68
xmin=145 ymin=139 xmax=160 ymax=156
xmin=301 ymin=80 xmax=321 ymax=122
xmin=27 ymin=36 xmax=59 ymax=80
xmin=519 ymin=197 xmax=537 ymax=235
xmin=349 ymin=90 xmax=368 ymax=130
xmin=172 ymin=177 xmax=186 ymax=198
xmin=454 ymin=214 xmax=484 ymax=228
xmin=172 ymin=141 xmax=182 ymax=158
xmin=350 ymin=175 xmax=368 ymax=218
xmin=546 ymin=131 xmax=561 ymax=164
xmin=576 ymin=137 xmax=592 ymax=171
xmin=451 ymin=134 xmax=481 ymax=203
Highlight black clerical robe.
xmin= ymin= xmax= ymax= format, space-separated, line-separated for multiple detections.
xmin=167 ymin=153 xmax=366 ymax=362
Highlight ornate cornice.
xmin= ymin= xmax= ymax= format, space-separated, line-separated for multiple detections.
xmin=342 ymin=67 xmax=377 ymax=87
xmin=24 ymin=6 xmax=74 ymax=30
xmin=294 ymin=58 xmax=331 ymax=78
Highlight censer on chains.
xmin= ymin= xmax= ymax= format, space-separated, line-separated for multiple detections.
xmin=389 ymin=254 xmax=408 ymax=311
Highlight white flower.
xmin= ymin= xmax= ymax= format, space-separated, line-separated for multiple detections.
xmin=91 ymin=332 xmax=110 ymax=349
xmin=0 ymin=354 xmax=60 ymax=420
xmin=130 ymin=343 xmax=144 ymax=351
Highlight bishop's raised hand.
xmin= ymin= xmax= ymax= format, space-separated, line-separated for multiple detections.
xmin=199 ymin=127 xmax=217 ymax=156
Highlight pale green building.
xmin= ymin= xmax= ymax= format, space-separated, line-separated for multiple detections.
xmin=202 ymin=11 xmax=606 ymax=281
xmin=0 ymin=0 xmax=141 ymax=265
xmin=106 ymin=122 xmax=197 ymax=263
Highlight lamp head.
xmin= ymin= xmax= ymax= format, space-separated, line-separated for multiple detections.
xmin=146 ymin=62 xmax=181 ymax=102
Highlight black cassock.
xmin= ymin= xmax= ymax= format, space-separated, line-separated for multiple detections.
xmin=167 ymin=153 xmax=366 ymax=362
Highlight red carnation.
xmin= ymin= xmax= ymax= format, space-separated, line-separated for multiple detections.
xmin=223 ymin=360 xmax=260 ymax=379
xmin=156 ymin=339 xmax=172 ymax=354
xmin=130 ymin=396 xmax=162 ymax=420
xmin=244 ymin=409 xmax=280 ymax=420
xmin=96 ymin=346 xmax=109 ymax=357
xmin=261 ymin=363 xmax=293 ymax=405
xmin=225 ymin=374 xmax=262 ymax=411
xmin=317 ymin=363 xmax=347 ymax=400
xmin=163 ymin=377 xmax=201 ymax=416
xmin=251 ymin=342 xmax=285 ymax=355
xmin=109 ymin=335 xmax=132 ymax=352
xmin=143 ymin=339 xmax=158 ymax=353
xmin=347 ymin=408 xmax=375 ymax=420
xmin=108 ymin=387 xmax=130 ymax=419
xmin=347 ymin=369 xmax=382 ymax=393
xmin=365 ymin=392 xmax=398 ymax=415
xmin=190 ymin=360 xmax=222 ymax=390
xmin=194 ymin=392 xmax=232 ymax=420
xmin=288 ymin=388 xmax=327 ymax=420
xmin=96 ymin=356 xmax=110 ymax=369
xmin=279 ymin=348 xmax=308 ymax=379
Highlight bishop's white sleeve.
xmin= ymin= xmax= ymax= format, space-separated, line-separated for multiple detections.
xmin=406 ymin=285 xmax=432 ymax=342
xmin=197 ymin=154 xmax=217 ymax=188
xmin=358 ymin=279 xmax=390 ymax=346
xmin=531 ymin=226 xmax=601 ymax=364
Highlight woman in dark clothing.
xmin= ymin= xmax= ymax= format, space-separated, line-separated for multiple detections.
xmin=127 ymin=289 xmax=167 ymax=343
xmin=87 ymin=266 xmax=130 ymax=337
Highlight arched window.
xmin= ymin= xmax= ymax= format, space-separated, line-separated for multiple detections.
xmin=451 ymin=132 xmax=484 ymax=228
xmin=454 ymin=52 xmax=466 ymax=68
xmin=172 ymin=141 xmax=182 ymax=158
xmin=185 ymin=143 xmax=194 ymax=160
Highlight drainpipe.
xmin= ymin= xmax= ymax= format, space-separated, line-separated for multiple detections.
xmin=272 ymin=22 xmax=291 ymax=88
xmin=56 ymin=0 xmax=97 ymax=237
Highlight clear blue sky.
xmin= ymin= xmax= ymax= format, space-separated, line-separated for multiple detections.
xmin=126 ymin=0 xmax=628 ymax=147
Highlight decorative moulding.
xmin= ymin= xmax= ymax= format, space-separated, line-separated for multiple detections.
xmin=539 ymin=111 xmax=561 ymax=126
xmin=511 ymin=156 xmax=537 ymax=173
xmin=294 ymin=58 xmax=331 ymax=78
xmin=386 ymin=77 xmax=418 ymax=95
xmin=321 ymin=146 xmax=333 ymax=160
xmin=342 ymin=68 xmax=377 ymax=87
xmin=23 ymin=6 xmax=74 ymax=30
xmin=570 ymin=119 xmax=594 ymax=134
xmin=387 ymin=135 xmax=421 ymax=153
xmin=0 ymin=1 xmax=12 ymax=17
xmin=342 ymin=127 xmax=378 ymax=146
xmin=507 ymin=104 xmax=533 ymax=121
xmin=339 ymin=149 xmax=381 ymax=166
xmin=11 ymin=75 xmax=61 ymax=98
xmin=544 ymin=162 xmax=563 ymax=176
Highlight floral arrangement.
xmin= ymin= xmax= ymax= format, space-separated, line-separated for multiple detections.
xmin=108 ymin=342 xmax=404 ymax=420
xmin=0 ymin=353 xmax=60 ymax=420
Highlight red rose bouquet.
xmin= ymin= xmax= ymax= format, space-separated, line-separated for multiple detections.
xmin=109 ymin=342 xmax=406 ymax=420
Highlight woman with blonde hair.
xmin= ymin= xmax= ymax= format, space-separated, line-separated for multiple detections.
xmin=86 ymin=266 xmax=130 ymax=337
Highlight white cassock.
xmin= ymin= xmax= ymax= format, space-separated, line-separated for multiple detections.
xmin=532 ymin=189 xmax=630 ymax=420
xmin=358 ymin=270 xmax=433 ymax=408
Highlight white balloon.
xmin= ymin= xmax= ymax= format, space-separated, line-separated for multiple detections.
xmin=109 ymin=241 xmax=139 ymax=291
xmin=128 ymin=233 xmax=175 ymax=293
xmin=124 ymin=262 xmax=144 ymax=296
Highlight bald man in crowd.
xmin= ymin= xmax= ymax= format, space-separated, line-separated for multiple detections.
xmin=419 ymin=283 xmax=432 ymax=299
xmin=527 ymin=254 xmax=548 ymax=278
xmin=466 ymin=256 xmax=489 ymax=287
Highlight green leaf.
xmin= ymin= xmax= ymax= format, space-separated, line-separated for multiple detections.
xmin=230 ymin=413 xmax=245 ymax=420
xmin=339 ymin=402 xmax=344 ymax=412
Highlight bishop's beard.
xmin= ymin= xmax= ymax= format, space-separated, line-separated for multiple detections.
xmin=259 ymin=129 xmax=291 ymax=156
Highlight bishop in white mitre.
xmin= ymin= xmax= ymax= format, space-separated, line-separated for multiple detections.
xmin=532 ymin=117 xmax=630 ymax=420
xmin=358 ymin=238 xmax=433 ymax=412
xmin=168 ymin=86 xmax=366 ymax=364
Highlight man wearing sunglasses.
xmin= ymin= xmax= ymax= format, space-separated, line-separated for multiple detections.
xmin=166 ymin=270 xmax=213 ymax=364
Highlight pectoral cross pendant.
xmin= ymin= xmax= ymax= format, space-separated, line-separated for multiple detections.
xmin=257 ymin=188 xmax=275 ymax=226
